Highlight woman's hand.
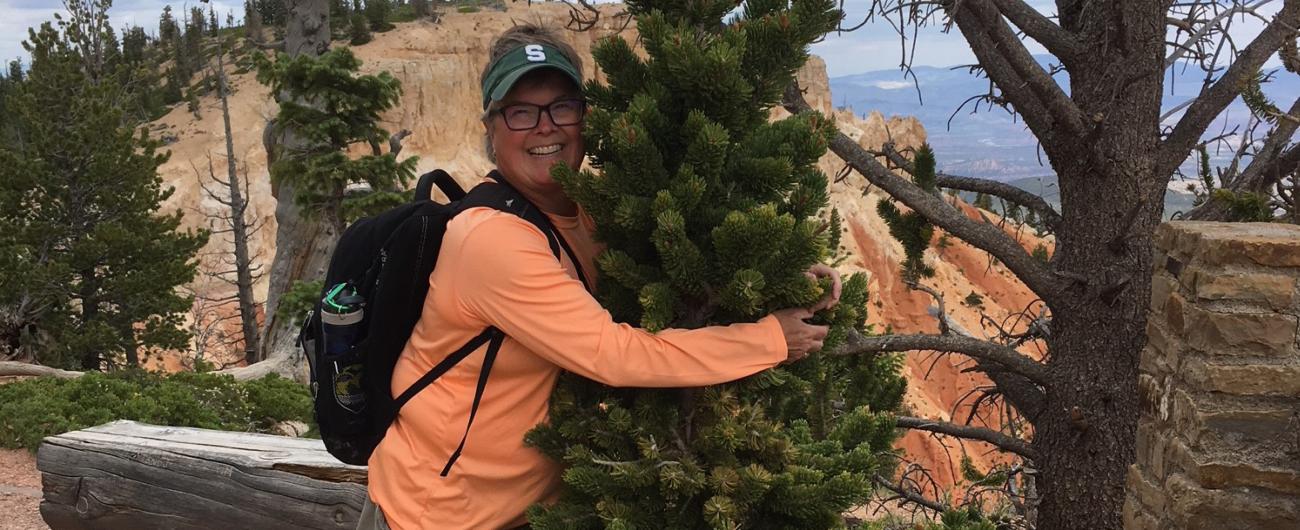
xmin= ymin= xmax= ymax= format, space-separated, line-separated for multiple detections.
xmin=805 ymin=264 xmax=842 ymax=312
xmin=772 ymin=307 xmax=828 ymax=364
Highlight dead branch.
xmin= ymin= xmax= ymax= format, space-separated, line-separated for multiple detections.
xmin=1158 ymin=0 xmax=1300 ymax=179
xmin=897 ymin=415 xmax=1039 ymax=460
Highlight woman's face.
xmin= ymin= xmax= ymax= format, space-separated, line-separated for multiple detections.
xmin=487 ymin=69 xmax=586 ymax=198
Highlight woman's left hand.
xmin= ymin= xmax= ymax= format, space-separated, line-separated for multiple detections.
xmin=805 ymin=264 xmax=842 ymax=312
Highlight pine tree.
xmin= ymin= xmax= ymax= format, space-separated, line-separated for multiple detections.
xmin=524 ymin=1 xmax=907 ymax=527
xmin=253 ymin=47 xmax=417 ymax=234
xmin=159 ymin=5 xmax=178 ymax=43
xmin=349 ymin=11 xmax=372 ymax=45
xmin=244 ymin=1 xmax=264 ymax=43
xmin=0 ymin=13 xmax=206 ymax=370
xmin=121 ymin=25 xmax=147 ymax=64
xmin=366 ymin=0 xmax=395 ymax=32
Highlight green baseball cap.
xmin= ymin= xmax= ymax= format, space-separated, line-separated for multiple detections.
xmin=481 ymin=43 xmax=583 ymax=110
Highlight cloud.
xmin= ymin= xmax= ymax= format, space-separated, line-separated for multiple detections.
xmin=873 ymin=80 xmax=913 ymax=90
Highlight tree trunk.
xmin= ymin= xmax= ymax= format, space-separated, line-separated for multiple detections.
xmin=1031 ymin=32 xmax=1166 ymax=526
xmin=214 ymin=39 xmax=262 ymax=365
xmin=253 ymin=0 xmax=332 ymax=383
xmin=77 ymin=271 xmax=99 ymax=371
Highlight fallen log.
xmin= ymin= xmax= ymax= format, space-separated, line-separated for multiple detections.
xmin=37 ymin=420 xmax=366 ymax=530
xmin=0 ymin=361 xmax=84 ymax=379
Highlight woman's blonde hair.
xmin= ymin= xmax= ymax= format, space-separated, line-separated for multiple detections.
xmin=480 ymin=24 xmax=584 ymax=163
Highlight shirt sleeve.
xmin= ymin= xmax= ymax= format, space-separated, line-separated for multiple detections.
xmin=450 ymin=210 xmax=787 ymax=388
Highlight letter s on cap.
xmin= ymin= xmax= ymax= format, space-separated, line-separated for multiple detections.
xmin=525 ymin=44 xmax=546 ymax=62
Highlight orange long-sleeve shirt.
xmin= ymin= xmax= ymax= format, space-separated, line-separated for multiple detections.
xmin=367 ymin=192 xmax=788 ymax=530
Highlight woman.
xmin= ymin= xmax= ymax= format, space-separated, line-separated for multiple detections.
xmin=361 ymin=24 xmax=837 ymax=530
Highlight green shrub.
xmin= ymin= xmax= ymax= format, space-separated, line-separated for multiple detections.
xmin=457 ymin=5 xmax=479 ymax=13
xmin=0 ymin=370 xmax=314 ymax=451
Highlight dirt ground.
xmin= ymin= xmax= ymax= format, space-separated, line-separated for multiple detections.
xmin=0 ymin=450 xmax=43 ymax=530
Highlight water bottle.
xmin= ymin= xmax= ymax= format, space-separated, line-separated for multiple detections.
xmin=320 ymin=282 xmax=365 ymax=362
xmin=321 ymin=282 xmax=366 ymax=413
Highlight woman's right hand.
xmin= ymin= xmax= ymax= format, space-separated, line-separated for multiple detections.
xmin=771 ymin=307 xmax=829 ymax=364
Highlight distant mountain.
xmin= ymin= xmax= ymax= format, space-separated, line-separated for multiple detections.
xmin=829 ymin=56 xmax=1300 ymax=181
xmin=957 ymin=174 xmax=1200 ymax=221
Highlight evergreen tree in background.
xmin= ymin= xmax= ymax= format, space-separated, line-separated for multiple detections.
xmin=159 ymin=5 xmax=178 ymax=43
xmin=349 ymin=11 xmax=373 ymax=45
xmin=525 ymin=0 xmax=907 ymax=527
xmin=121 ymin=25 xmax=147 ymax=64
xmin=253 ymin=47 xmax=417 ymax=234
xmin=244 ymin=1 xmax=264 ymax=43
xmin=0 ymin=3 xmax=206 ymax=369
xmin=366 ymin=0 xmax=395 ymax=32
xmin=0 ymin=60 xmax=22 ymax=144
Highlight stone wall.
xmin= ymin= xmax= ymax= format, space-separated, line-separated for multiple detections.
xmin=1127 ymin=222 xmax=1300 ymax=530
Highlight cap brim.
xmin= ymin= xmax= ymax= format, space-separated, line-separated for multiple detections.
xmin=487 ymin=63 xmax=583 ymax=107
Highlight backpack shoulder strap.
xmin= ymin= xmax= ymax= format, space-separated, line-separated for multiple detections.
xmin=455 ymin=171 xmax=590 ymax=290
xmin=414 ymin=169 xmax=467 ymax=202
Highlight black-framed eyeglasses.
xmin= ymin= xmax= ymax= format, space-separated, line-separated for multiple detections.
xmin=496 ymin=98 xmax=586 ymax=131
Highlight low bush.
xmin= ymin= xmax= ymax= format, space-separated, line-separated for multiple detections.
xmin=0 ymin=370 xmax=314 ymax=451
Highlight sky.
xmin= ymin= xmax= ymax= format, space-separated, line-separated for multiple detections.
xmin=0 ymin=0 xmax=1060 ymax=77
xmin=0 ymin=1 xmax=1283 ymax=80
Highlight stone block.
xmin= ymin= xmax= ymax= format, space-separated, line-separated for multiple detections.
xmin=1137 ymin=374 xmax=1166 ymax=421
xmin=1166 ymin=473 xmax=1300 ymax=530
xmin=1127 ymin=465 xmax=1166 ymax=514
xmin=1181 ymin=357 xmax=1300 ymax=397
xmin=1169 ymin=221 xmax=1300 ymax=268
xmin=1181 ymin=305 xmax=1298 ymax=358
xmin=1193 ymin=270 xmax=1297 ymax=310
xmin=1123 ymin=495 xmax=1160 ymax=530
xmin=1197 ymin=406 xmax=1298 ymax=449
xmin=1135 ymin=421 xmax=1171 ymax=481
xmin=1150 ymin=273 xmax=1178 ymax=314
xmin=1167 ymin=389 xmax=1198 ymax=444
xmin=1166 ymin=292 xmax=1188 ymax=334
xmin=1193 ymin=461 xmax=1300 ymax=496
xmin=1144 ymin=318 xmax=1181 ymax=374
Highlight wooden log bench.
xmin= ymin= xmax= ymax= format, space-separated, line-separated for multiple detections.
xmin=36 ymin=421 xmax=367 ymax=530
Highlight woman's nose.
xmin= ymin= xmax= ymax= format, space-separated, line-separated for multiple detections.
xmin=534 ymin=109 xmax=559 ymax=133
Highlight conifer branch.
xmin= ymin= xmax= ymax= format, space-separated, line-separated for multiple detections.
xmin=874 ymin=143 xmax=1062 ymax=231
xmin=988 ymin=0 xmax=1082 ymax=60
xmin=827 ymin=330 xmax=1049 ymax=384
xmin=896 ymin=416 xmax=1039 ymax=460
xmin=1158 ymin=0 xmax=1300 ymax=179
xmin=784 ymin=84 xmax=1062 ymax=305
xmin=947 ymin=0 xmax=1087 ymax=144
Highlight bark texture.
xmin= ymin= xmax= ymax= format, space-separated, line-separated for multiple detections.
xmin=251 ymin=0 xmax=333 ymax=383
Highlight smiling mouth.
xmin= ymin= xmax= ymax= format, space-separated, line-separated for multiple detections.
xmin=527 ymin=144 xmax=563 ymax=156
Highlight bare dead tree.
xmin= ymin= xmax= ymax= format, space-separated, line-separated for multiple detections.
xmin=785 ymin=1 xmax=1300 ymax=528
xmin=197 ymin=10 xmax=266 ymax=366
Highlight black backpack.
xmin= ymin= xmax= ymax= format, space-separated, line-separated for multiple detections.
xmin=298 ymin=169 xmax=588 ymax=474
